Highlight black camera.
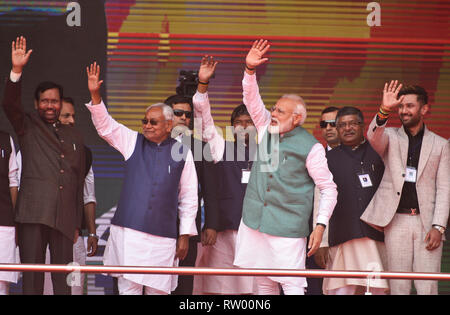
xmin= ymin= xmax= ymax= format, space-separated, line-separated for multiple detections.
xmin=176 ymin=70 xmax=199 ymax=98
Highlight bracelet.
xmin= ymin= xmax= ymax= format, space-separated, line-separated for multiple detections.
xmin=377 ymin=106 xmax=390 ymax=120
xmin=316 ymin=223 xmax=326 ymax=228
xmin=377 ymin=111 xmax=389 ymax=120
xmin=198 ymin=80 xmax=209 ymax=85
xmin=379 ymin=105 xmax=392 ymax=115
xmin=245 ymin=65 xmax=255 ymax=71
xmin=88 ymin=233 xmax=99 ymax=239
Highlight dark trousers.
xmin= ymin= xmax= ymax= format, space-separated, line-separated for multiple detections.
xmin=305 ymin=255 xmax=324 ymax=295
xmin=171 ymin=238 xmax=198 ymax=295
xmin=18 ymin=223 xmax=73 ymax=295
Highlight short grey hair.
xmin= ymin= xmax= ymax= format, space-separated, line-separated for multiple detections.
xmin=145 ymin=103 xmax=174 ymax=121
xmin=280 ymin=94 xmax=307 ymax=125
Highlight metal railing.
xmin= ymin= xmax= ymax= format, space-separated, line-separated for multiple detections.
xmin=1 ymin=263 xmax=449 ymax=281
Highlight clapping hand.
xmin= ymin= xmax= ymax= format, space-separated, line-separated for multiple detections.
xmin=11 ymin=36 xmax=33 ymax=74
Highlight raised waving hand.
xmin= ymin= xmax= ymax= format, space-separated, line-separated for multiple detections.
xmin=86 ymin=62 xmax=104 ymax=105
xmin=381 ymin=80 xmax=405 ymax=112
xmin=12 ymin=36 xmax=33 ymax=74
xmin=197 ymin=55 xmax=218 ymax=93
xmin=198 ymin=55 xmax=218 ymax=83
xmin=245 ymin=39 xmax=270 ymax=71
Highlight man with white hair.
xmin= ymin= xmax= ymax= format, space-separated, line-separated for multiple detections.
xmin=233 ymin=40 xmax=338 ymax=295
xmin=85 ymin=63 xmax=198 ymax=295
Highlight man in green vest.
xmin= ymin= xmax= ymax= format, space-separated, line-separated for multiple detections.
xmin=233 ymin=40 xmax=338 ymax=295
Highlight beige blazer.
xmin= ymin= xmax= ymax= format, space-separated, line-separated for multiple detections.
xmin=361 ymin=115 xmax=450 ymax=233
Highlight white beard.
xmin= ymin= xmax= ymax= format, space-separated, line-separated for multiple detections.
xmin=267 ymin=124 xmax=280 ymax=134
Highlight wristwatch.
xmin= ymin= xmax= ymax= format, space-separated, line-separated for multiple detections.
xmin=88 ymin=233 xmax=99 ymax=239
xmin=432 ymin=225 xmax=446 ymax=234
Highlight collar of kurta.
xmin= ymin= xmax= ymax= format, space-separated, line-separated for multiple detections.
xmin=340 ymin=139 xmax=368 ymax=153
xmin=145 ymin=135 xmax=173 ymax=147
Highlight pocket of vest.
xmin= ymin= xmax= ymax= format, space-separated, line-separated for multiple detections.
xmin=280 ymin=192 xmax=307 ymax=205
xmin=278 ymin=160 xmax=303 ymax=179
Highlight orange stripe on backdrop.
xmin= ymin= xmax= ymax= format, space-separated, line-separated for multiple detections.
xmin=110 ymin=45 xmax=450 ymax=57
xmin=108 ymin=52 xmax=448 ymax=63
xmin=104 ymin=1 xmax=450 ymax=142
xmin=111 ymin=32 xmax=450 ymax=44
xmin=111 ymin=40 xmax=448 ymax=51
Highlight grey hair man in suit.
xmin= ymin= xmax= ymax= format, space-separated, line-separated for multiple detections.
xmin=361 ymin=81 xmax=449 ymax=295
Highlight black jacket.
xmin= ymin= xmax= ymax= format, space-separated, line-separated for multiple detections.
xmin=327 ymin=141 xmax=385 ymax=247
xmin=179 ymin=135 xmax=219 ymax=240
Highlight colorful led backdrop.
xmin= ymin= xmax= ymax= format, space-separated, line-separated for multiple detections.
xmin=0 ymin=0 xmax=449 ymax=294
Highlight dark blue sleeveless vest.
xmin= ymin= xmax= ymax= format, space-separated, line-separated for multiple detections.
xmin=215 ymin=141 xmax=254 ymax=231
xmin=111 ymin=134 xmax=188 ymax=239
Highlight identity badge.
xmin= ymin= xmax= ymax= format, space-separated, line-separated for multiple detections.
xmin=241 ymin=170 xmax=251 ymax=184
xmin=405 ymin=166 xmax=417 ymax=183
xmin=358 ymin=173 xmax=373 ymax=188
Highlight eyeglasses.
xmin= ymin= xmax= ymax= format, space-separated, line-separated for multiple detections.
xmin=39 ymin=99 xmax=60 ymax=106
xmin=270 ymin=106 xmax=299 ymax=116
xmin=173 ymin=109 xmax=192 ymax=119
xmin=141 ymin=119 xmax=161 ymax=126
xmin=319 ymin=120 xmax=336 ymax=128
xmin=336 ymin=121 xmax=362 ymax=129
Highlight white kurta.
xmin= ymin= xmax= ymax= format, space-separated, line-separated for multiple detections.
xmin=0 ymin=136 xmax=19 ymax=283
xmin=104 ymin=225 xmax=179 ymax=293
xmin=234 ymin=221 xmax=308 ymax=287
xmin=83 ymin=166 xmax=96 ymax=205
xmin=193 ymin=230 xmax=255 ymax=295
xmin=86 ymin=101 xmax=198 ymax=294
